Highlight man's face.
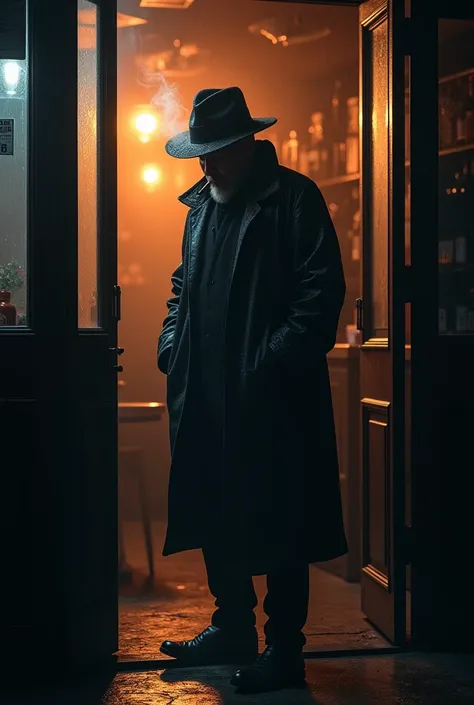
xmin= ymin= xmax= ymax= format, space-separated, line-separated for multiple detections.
xmin=199 ymin=138 xmax=255 ymax=203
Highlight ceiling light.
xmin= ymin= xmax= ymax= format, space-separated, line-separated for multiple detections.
xmin=139 ymin=0 xmax=195 ymax=8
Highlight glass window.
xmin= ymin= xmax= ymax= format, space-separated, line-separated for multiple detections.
xmin=438 ymin=19 xmax=474 ymax=336
xmin=78 ymin=0 xmax=99 ymax=328
xmin=370 ymin=18 xmax=389 ymax=338
xmin=0 ymin=4 xmax=28 ymax=327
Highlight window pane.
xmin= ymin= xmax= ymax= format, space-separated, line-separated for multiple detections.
xmin=438 ymin=19 xmax=474 ymax=336
xmin=0 ymin=5 xmax=28 ymax=328
xmin=78 ymin=0 xmax=99 ymax=328
xmin=370 ymin=19 xmax=389 ymax=336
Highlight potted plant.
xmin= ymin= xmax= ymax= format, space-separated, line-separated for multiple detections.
xmin=0 ymin=260 xmax=25 ymax=326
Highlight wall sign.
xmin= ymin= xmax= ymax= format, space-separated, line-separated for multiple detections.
xmin=0 ymin=119 xmax=14 ymax=155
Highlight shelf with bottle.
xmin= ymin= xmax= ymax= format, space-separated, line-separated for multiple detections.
xmin=405 ymin=142 xmax=474 ymax=168
xmin=438 ymin=154 xmax=474 ymax=336
xmin=439 ymin=69 xmax=474 ymax=154
xmin=280 ymin=80 xmax=360 ymax=188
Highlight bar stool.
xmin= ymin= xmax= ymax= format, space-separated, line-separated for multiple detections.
xmin=118 ymin=401 xmax=166 ymax=585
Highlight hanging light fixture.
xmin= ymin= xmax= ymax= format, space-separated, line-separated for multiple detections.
xmin=139 ymin=0 xmax=195 ymax=8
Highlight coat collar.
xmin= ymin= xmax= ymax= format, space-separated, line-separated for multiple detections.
xmin=177 ymin=139 xmax=280 ymax=209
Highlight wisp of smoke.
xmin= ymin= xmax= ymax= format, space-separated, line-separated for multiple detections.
xmin=150 ymin=74 xmax=189 ymax=138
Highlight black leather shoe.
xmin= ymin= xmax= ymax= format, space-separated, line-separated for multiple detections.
xmin=230 ymin=645 xmax=306 ymax=693
xmin=160 ymin=625 xmax=258 ymax=666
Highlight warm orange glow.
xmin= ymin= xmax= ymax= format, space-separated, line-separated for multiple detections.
xmin=141 ymin=164 xmax=162 ymax=186
xmin=131 ymin=106 xmax=160 ymax=143
xmin=260 ymin=29 xmax=278 ymax=45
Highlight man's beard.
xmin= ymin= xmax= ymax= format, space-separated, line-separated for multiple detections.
xmin=209 ymin=182 xmax=238 ymax=204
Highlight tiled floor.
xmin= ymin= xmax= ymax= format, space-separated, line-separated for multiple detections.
xmin=118 ymin=521 xmax=389 ymax=661
xmin=4 ymin=653 xmax=474 ymax=704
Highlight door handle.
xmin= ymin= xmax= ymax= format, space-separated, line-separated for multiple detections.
xmin=113 ymin=285 xmax=122 ymax=321
xmin=109 ymin=347 xmax=125 ymax=355
xmin=356 ymin=298 xmax=363 ymax=331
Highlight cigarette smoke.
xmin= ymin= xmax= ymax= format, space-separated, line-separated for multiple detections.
xmin=150 ymin=74 xmax=189 ymax=138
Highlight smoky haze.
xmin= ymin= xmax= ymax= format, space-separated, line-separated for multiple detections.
xmin=151 ymin=74 xmax=189 ymax=138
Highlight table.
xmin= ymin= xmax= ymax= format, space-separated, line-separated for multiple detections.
xmin=118 ymin=402 xmax=166 ymax=585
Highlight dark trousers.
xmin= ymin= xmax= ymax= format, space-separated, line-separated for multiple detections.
xmin=202 ymin=543 xmax=309 ymax=650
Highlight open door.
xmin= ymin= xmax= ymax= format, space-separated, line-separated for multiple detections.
xmin=357 ymin=0 xmax=407 ymax=645
xmin=2 ymin=0 xmax=118 ymax=673
xmin=74 ymin=0 xmax=120 ymax=666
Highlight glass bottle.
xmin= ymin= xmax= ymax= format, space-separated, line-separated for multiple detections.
xmin=345 ymin=97 xmax=359 ymax=175
xmin=439 ymin=83 xmax=454 ymax=150
xmin=307 ymin=112 xmax=328 ymax=181
xmin=331 ymin=80 xmax=346 ymax=177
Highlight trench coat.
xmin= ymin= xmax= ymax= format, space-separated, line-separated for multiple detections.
xmin=158 ymin=140 xmax=348 ymax=574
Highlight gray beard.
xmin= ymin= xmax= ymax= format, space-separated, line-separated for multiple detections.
xmin=209 ymin=183 xmax=238 ymax=204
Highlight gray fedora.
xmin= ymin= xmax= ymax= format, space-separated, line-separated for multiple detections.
xmin=165 ymin=86 xmax=277 ymax=159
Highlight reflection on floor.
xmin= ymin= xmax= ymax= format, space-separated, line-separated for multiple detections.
xmin=119 ymin=521 xmax=389 ymax=661
xmin=5 ymin=654 xmax=474 ymax=704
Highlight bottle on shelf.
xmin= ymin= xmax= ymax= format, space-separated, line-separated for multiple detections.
xmin=330 ymin=80 xmax=346 ymax=178
xmin=282 ymin=130 xmax=299 ymax=171
xmin=439 ymin=83 xmax=455 ymax=150
xmin=307 ymin=112 xmax=328 ymax=181
xmin=298 ymin=143 xmax=309 ymax=176
xmin=345 ymin=96 xmax=359 ymax=175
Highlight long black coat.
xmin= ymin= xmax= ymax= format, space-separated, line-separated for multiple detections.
xmin=158 ymin=141 xmax=348 ymax=574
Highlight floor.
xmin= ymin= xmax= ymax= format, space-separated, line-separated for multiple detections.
xmin=118 ymin=521 xmax=389 ymax=661
xmin=3 ymin=653 xmax=474 ymax=704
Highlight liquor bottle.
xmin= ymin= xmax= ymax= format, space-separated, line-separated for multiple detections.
xmin=298 ymin=144 xmax=309 ymax=176
xmin=345 ymin=97 xmax=359 ymax=175
xmin=307 ymin=112 xmax=328 ymax=181
xmin=281 ymin=130 xmax=299 ymax=170
xmin=465 ymin=73 xmax=474 ymax=143
xmin=439 ymin=83 xmax=454 ymax=150
xmin=331 ymin=80 xmax=346 ymax=178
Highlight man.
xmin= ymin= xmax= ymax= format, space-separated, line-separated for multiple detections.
xmin=157 ymin=86 xmax=347 ymax=694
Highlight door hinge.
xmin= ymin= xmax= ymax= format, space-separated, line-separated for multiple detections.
xmin=356 ymin=297 xmax=363 ymax=331
xmin=403 ymin=265 xmax=412 ymax=302
xmin=404 ymin=525 xmax=412 ymax=564
xmin=113 ymin=285 xmax=122 ymax=322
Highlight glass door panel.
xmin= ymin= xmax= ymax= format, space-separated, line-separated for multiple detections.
xmin=78 ymin=0 xmax=99 ymax=328
xmin=438 ymin=19 xmax=474 ymax=336
xmin=0 ymin=2 xmax=28 ymax=327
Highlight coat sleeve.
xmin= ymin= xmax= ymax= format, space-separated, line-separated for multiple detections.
xmin=157 ymin=262 xmax=183 ymax=374
xmin=158 ymin=214 xmax=189 ymax=374
xmin=267 ymin=180 xmax=346 ymax=369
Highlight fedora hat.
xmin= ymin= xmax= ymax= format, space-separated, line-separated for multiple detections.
xmin=165 ymin=86 xmax=277 ymax=159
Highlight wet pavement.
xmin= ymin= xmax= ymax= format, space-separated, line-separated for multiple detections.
xmin=3 ymin=653 xmax=474 ymax=704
